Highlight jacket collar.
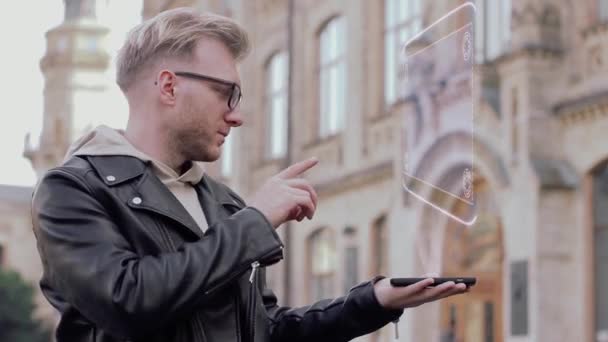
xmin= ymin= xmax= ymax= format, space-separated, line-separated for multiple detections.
xmin=86 ymin=155 xmax=147 ymax=186
xmin=86 ymin=155 xmax=204 ymax=239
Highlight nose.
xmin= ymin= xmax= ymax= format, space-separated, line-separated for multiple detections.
xmin=225 ymin=108 xmax=243 ymax=127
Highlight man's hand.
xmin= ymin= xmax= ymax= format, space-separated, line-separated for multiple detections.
xmin=373 ymin=276 xmax=468 ymax=310
xmin=248 ymin=158 xmax=319 ymax=228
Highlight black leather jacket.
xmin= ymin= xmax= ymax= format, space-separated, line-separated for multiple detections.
xmin=32 ymin=155 xmax=402 ymax=342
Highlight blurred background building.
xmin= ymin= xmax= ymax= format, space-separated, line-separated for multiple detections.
xmin=0 ymin=0 xmax=607 ymax=341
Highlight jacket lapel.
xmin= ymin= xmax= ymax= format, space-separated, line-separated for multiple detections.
xmin=86 ymin=155 xmax=204 ymax=240
xmin=130 ymin=169 xmax=204 ymax=239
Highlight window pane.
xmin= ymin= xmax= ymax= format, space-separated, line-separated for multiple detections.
xmin=475 ymin=0 xmax=485 ymax=62
xmin=221 ymin=133 xmax=233 ymax=176
xmin=270 ymin=53 xmax=285 ymax=93
xmin=336 ymin=62 xmax=346 ymax=132
xmin=270 ymin=96 xmax=287 ymax=157
xmin=602 ymin=0 xmax=608 ymax=21
xmin=266 ymin=52 xmax=288 ymax=158
xmin=372 ymin=217 xmax=388 ymax=276
xmin=319 ymin=17 xmax=345 ymax=136
xmin=384 ymin=0 xmax=421 ymax=105
xmin=321 ymin=23 xmax=331 ymax=64
xmin=385 ymin=31 xmax=396 ymax=105
xmin=398 ymin=0 xmax=409 ymax=23
xmin=320 ymin=68 xmax=330 ymax=136
xmin=385 ymin=0 xmax=396 ymax=28
xmin=344 ymin=246 xmax=359 ymax=292
xmin=502 ymin=0 xmax=511 ymax=51
xmin=329 ymin=66 xmax=339 ymax=134
xmin=412 ymin=0 xmax=421 ymax=16
xmin=310 ymin=230 xmax=336 ymax=300
xmin=486 ymin=0 xmax=501 ymax=60
xmin=478 ymin=0 xmax=511 ymax=62
xmin=337 ymin=17 xmax=345 ymax=58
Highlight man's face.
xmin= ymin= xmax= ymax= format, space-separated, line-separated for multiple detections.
xmin=166 ymin=37 xmax=243 ymax=163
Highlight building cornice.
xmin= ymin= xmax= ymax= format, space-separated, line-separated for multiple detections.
xmin=554 ymin=90 xmax=608 ymax=125
xmin=494 ymin=44 xmax=564 ymax=65
xmin=314 ymin=160 xmax=393 ymax=198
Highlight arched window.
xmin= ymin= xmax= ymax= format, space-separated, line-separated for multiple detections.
xmin=384 ymin=0 xmax=422 ymax=105
xmin=318 ymin=16 xmax=346 ymax=137
xmin=309 ymin=228 xmax=336 ymax=301
xmin=593 ymin=163 xmax=608 ymax=338
xmin=265 ymin=52 xmax=289 ymax=159
xmin=475 ymin=0 xmax=511 ymax=62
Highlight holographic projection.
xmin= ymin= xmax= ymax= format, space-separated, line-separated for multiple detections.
xmin=401 ymin=3 xmax=477 ymax=227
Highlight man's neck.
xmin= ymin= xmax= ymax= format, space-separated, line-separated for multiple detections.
xmin=124 ymin=119 xmax=186 ymax=173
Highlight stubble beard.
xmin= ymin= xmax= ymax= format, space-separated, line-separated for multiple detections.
xmin=173 ymin=103 xmax=219 ymax=163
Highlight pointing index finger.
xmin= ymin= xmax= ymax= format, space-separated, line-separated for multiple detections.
xmin=277 ymin=158 xmax=319 ymax=179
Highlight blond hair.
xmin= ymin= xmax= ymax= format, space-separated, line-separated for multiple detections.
xmin=116 ymin=8 xmax=250 ymax=91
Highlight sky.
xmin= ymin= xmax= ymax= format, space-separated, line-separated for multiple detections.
xmin=0 ymin=1 xmax=143 ymax=187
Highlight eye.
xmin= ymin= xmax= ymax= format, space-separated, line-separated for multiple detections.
xmin=211 ymin=85 xmax=232 ymax=98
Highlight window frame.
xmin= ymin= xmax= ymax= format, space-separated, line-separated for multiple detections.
xmin=475 ymin=0 xmax=512 ymax=63
xmin=264 ymin=51 xmax=289 ymax=160
xmin=318 ymin=16 xmax=347 ymax=138
xmin=383 ymin=0 xmax=422 ymax=106
xmin=308 ymin=228 xmax=337 ymax=301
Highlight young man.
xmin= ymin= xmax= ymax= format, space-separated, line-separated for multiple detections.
xmin=32 ymin=8 xmax=467 ymax=342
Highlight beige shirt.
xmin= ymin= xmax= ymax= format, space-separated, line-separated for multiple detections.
xmin=64 ymin=125 xmax=209 ymax=233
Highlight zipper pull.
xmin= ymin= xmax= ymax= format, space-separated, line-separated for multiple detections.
xmin=393 ymin=318 xmax=399 ymax=340
xmin=249 ymin=261 xmax=260 ymax=283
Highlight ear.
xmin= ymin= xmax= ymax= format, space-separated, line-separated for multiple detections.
xmin=156 ymin=70 xmax=178 ymax=105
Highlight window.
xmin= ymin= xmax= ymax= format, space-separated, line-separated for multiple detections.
xmin=319 ymin=17 xmax=346 ymax=138
xmin=309 ymin=228 xmax=336 ymax=300
xmin=601 ymin=0 xmax=608 ymax=22
xmin=266 ymin=52 xmax=289 ymax=159
xmin=475 ymin=0 xmax=511 ymax=62
xmin=343 ymin=227 xmax=359 ymax=292
xmin=384 ymin=0 xmax=422 ymax=105
xmin=593 ymin=163 xmax=608 ymax=338
xmin=371 ymin=215 xmax=389 ymax=276
xmin=221 ymin=133 xmax=234 ymax=177
xmin=369 ymin=218 xmax=389 ymax=342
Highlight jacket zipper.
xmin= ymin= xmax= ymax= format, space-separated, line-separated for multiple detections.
xmin=205 ymin=246 xmax=283 ymax=296
xmin=248 ymin=261 xmax=260 ymax=342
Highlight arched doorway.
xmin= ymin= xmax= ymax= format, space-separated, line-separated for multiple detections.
xmin=438 ymin=180 xmax=504 ymax=342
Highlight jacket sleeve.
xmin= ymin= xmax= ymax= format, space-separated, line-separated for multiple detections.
xmin=32 ymin=168 xmax=283 ymax=340
xmin=263 ymin=276 xmax=403 ymax=342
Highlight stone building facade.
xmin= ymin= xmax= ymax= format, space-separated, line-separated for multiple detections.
xmin=0 ymin=0 xmax=606 ymax=341
xmin=142 ymin=1 xmax=608 ymax=341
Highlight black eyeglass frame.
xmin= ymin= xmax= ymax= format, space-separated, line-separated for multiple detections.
xmin=173 ymin=71 xmax=243 ymax=110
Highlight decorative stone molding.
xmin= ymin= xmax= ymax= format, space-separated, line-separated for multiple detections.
xmin=554 ymin=90 xmax=608 ymax=126
xmin=314 ymin=160 xmax=393 ymax=198
xmin=511 ymin=3 xmax=563 ymax=53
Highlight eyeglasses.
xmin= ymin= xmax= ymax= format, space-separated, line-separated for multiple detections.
xmin=174 ymin=71 xmax=243 ymax=111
